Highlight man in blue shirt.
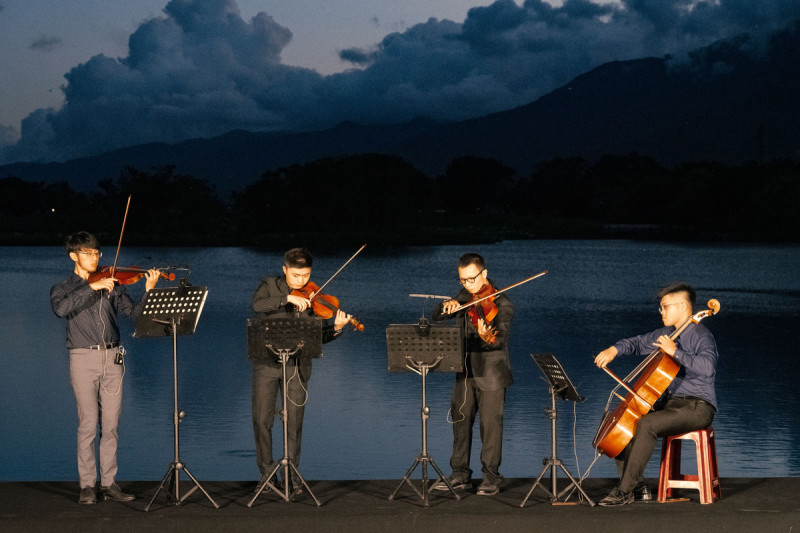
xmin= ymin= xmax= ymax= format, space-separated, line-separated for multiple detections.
xmin=50 ymin=231 xmax=161 ymax=504
xmin=594 ymin=282 xmax=718 ymax=506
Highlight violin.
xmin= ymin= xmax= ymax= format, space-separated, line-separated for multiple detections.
xmin=449 ymin=270 xmax=548 ymax=344
xmin=467 ymin=283 xmax=499 ymax=344
xmin=91 ymin=195 xmax=174 ymax=288
xmin=292 ymin=280 xmax=364 ymax=331
xmin=88 ymin=266 xmax=175 ymax=286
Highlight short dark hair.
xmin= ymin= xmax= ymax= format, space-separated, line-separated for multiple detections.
xmin=284 ymin=247 xmax=313 ymax=269
xmin=658 ymin=282 xmax=696 ymax=305
xmin=64 ymin=231 xmax=99 ymax=254
xmin=457 ymin=253 xmax=485 ymax=270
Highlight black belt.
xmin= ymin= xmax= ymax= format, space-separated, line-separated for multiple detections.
xmin=87 ymin=343 xmax=119 ymax=350
xmin=673 ymin=395 xmax=715 ymax=410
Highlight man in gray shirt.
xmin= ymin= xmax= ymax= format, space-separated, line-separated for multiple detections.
xmin=50 ymin=231 xmax=161 ymax=504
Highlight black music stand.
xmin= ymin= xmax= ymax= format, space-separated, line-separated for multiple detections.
xmin=137 ymin=283 xmax=219 ymax=511
xmin=246 ymin=317 xmax=323 ymax=507
xmin=520 ymin=353 xmax=595 ymax=507
xmin=387 ymin=319 xmax=464 ymax=506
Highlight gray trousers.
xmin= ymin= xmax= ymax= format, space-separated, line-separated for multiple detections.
xmin=449 ymin=377 xmax=506 ymax=484
xmin=251 ymin=361 xmax=307 ymax=481
xmin=69 ymin=348 xmax=124 ymax=488
xmin=617 ymin=396 xmax=716 ymax=493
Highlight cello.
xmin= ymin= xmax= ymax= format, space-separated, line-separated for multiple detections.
xmin=592 ymin=299 xmax=720 ymax=458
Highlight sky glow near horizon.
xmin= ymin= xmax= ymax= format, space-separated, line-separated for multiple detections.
xmin=1 ymin=0 xmax=522 ymax=128
xmin=0 ymin=0 xmax=798 ymax=165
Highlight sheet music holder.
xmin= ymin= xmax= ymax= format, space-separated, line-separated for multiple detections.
xmin=247 ymin=316 xmax=323 ymax=507
xmin=533 ymin=353 xmax=584 ymax=402
xmin=387 ymin=320 xmax=463 ymax=505
xmin=141 ymin=283 xmax=218 ymax=511
xmin=385 ymin=321 xmax=464 ymax=373
xmin=520 ymin=353 xmax=595 ymax=507
xmin=134 ymin=284 xmax=207 ymax=338
xmin=246 ymin=317 xmax=323 ymax=362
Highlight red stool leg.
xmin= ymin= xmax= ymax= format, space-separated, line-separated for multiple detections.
xmin=657 ymin=428 xmax=721 ymax=504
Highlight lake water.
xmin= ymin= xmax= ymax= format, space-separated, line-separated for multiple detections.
xmin=1 ymin=240 xmax=799 ymax=483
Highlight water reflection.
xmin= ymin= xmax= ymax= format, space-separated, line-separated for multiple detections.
xmin=1 ymin=241 xmax=798 ymax=482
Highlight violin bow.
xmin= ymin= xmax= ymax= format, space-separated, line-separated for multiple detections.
xmin=311 ymin=243 xmax=367 ymax=297
xmin=452 ymin=270 xmax=548 ymax=313
xmin=110 ymin=195 xmax=132 ymax=280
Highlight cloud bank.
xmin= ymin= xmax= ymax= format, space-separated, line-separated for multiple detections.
xmin=3 ymin=0 xmax=800 ymax=163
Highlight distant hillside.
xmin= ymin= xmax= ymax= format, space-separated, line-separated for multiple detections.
xmin=2 ymin=21 xmax=798 ymax=195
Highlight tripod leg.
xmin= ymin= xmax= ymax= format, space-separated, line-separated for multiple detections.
xmin=555 ymin=463 xmax=596 ymax=506
xmin=181 ymin=464 xmax=220 ymax=508
xmin=520 ymin=460 xmax=556 ymax=507
xmin=288 ymin=462 xmax=321 ymax=506
xmin=248 ymin=462 xmax=284 ymax=507
xmin=420 ymin=459 xmax=430 ymax=506
xmin=389 ymin=458 xmax=423 ymax=501
xmin=428 ymin=456 xmax=461 ymax=501
xmin=145 ymin=463 xmax=177 ymax=512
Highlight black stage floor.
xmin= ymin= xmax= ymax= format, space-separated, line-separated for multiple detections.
xmin=1 ymin=477 xmax=798 ymax=532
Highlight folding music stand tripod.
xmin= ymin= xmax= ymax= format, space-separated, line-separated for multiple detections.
xmin=520 ymin=353 xmax=595 ymax=507
xmin=386 ymin=319 xmax=464 ymax=506
xmin=246 ymin=317 xmax=323 ymax=507
xmin=136 ymin=283 xmax=219 ymax=511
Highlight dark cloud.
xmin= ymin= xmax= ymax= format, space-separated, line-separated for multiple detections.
xmin=29 ymin=34 xmax=63 ymax=52
xmin=3 ymin=0 xmax=800 ymax=164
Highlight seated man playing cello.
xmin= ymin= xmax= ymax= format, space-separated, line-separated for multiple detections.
xmin=594 ymin=282 xmax=719 ymax=506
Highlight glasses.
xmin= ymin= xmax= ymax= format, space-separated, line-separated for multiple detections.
xmin=658 ymin=302 xmax=681 ymax=313
xmin=458 ymin=269 xmax=485 ymax=285
xmin=78 ymin=250 xmax=102 ymax=258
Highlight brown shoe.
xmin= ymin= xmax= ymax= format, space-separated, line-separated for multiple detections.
xmin=78 ymin=486 xmax=97 ymax=505
xmin=100 ymin=483 xmax=136 ymax=502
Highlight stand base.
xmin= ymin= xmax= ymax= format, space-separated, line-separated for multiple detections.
xmin=520 ymin=457 xmax=595 ymax=507
xmin=388 ymin=453 xmax=460 ymax=506
xmin=145 ymin=461 xmax=219 ymax=511
xmin=248 ymin=459 xmax=321 ymax=507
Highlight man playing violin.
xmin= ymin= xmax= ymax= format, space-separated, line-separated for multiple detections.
xmin=50 ymin=231 xmax=161 ymax=505
xmin=431 ymin=253 xmax=514 ymax=496
xmin=594 ymin=282 xmax=718 ymax=506
xmin=250 ymin=247 xmax=352 ymax=495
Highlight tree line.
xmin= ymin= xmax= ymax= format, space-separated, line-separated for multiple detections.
xmin=2 ymin=153 xmax=798 ymax=247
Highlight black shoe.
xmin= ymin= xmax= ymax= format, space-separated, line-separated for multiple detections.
xmin=598 ymin=487 xmax=634 ymax=507
xmin=100 ymin=483 xmax=135 ymax=502
xmin=289 ymin=482 xmax=304 ymax=499
xmin=635 ymin=483 xmax=653 ymax=501
xmin=78 ymin=486 xmax=96 ymax=505
xmin=476 ymin=479 xmax=499 ymax=496
xmin=256 ymin=474 xmax=286 ymax=495
xmin=431 ymin=476 xmax=471 ymax=491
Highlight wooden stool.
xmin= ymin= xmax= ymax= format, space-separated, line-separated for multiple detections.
xmin=657 ymin=427 xmax=721 ymax=504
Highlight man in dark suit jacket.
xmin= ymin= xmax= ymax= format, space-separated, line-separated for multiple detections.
xmin=432 ymin=253 xmax=514 ymax=496
xmin=250 ymin=247 xmax=351 ymax=493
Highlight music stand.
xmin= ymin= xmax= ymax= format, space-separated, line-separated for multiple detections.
xmin=387 ymin=319 xmax=464 ymax=506
xmin=137 ymin=283 xmax=219 ymax=512
xmin=247 ymin=317 xmax=323 ymax=507
xmin=520 ymin=353 xmax=595 ymax=507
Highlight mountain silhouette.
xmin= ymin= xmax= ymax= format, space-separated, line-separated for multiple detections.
xmin=2 ymin=21 xmax=798 ymax=195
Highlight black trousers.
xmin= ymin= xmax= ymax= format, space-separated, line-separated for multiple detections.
xmin=449 ymin=377 xmax=506 ymax=484
xmin=252 ymin=361 xmax=307 ymax=481
xmin=616 ymin=396 xmax=715 ymax=493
